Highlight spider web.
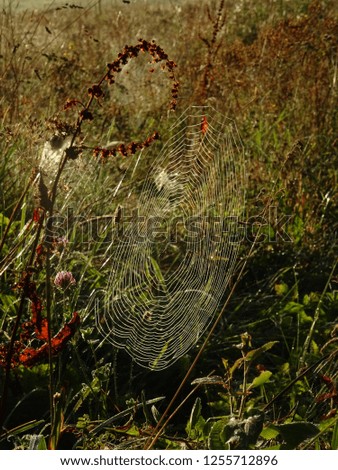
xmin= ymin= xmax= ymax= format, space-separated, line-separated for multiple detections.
xmin=95 ymin=105 xmax=246 ymax=370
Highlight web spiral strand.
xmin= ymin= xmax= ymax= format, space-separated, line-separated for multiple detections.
xmin=96 ymin=105 xmax=245 ymax=370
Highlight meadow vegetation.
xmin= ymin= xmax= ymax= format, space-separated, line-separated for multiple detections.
xmin=0 ymin=0 xmax=337 ymax=449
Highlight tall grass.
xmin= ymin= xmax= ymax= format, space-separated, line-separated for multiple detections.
xmin=0 ymin=0 xmax=337 ymax=450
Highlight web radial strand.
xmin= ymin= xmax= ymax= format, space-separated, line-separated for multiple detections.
xmin=96 ymin=105 xmax=246 ymax=370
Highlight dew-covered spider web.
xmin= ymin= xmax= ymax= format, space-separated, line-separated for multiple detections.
xmin=96 ymin=105 xmax=246 ymax=370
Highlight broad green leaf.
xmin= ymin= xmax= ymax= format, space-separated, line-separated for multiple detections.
xmin=191 ymin=376 xmax=225 ymax=386
xmin=270 ymin=422 xmax=319 ymax=449
xmin=298 ymin=310 xmax=313 ymax=324
xmin=229 ymin=357 xmax=244 ymax=376
xmin=245 ymin=341 xmax=278 ymax=362
xmin=114 ymin=424 xmax=140 ymax=436
xmin=189 ymin=397 xmax=202 ymax=430
xmin=6 ymin=419 xmax=45 ymax=436
xmin=28 ymin=434 xmax=47 ymax=450
xmin=248 ymin=370 xmax=272 ymax=389
xmin=193 ymin=415 xmax=207 ymax=440
xmin=151 ymin=405 xmax=161 ymax=424
xmin=274 ymin=282 xmax=288 ymax=296
xmin=260 ymin=426 xmax=280 ymax=440
xmin=0 ymin=213 xmax=9 ymax=223
xmin=37 ymin=435 xmax=48 ymax=450
xmin=186 ymin=397 xmax=206 ymax=440
xmin=244 ymin=414 xmax=265 ymax=444
xmin=282 ymin=302 xmax=313 ymax=323
xmin=208 ymin=419 xmax=229 ymax=450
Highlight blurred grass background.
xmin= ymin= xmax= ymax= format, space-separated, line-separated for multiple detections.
xmin=0 ymin=0 xmax=337 ymax=449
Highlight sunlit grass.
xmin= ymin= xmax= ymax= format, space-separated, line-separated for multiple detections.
xmin=0 ymin=0 xmax=337 ymax=450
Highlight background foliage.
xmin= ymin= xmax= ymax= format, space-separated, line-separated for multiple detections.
xmin=0 ymin=0 xmax=337 ymax=450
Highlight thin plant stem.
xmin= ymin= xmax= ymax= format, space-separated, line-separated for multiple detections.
xmin=45 ymin=245 xmax=54 ymax=443
xmin=238 ymin=353 xmax=249 ymax=419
